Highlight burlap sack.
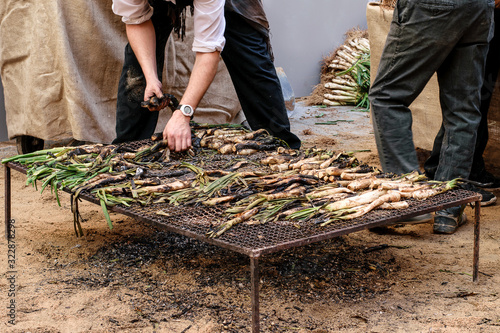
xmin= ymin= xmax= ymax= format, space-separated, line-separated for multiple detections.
xmin=366 ymin=2 xmax=441 ymax=151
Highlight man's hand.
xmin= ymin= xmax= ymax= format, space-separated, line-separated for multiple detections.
xmin=144 ymin=78 xmax=164 ymax=103
xmin=141 ymin=93 xmax=175 ymax=112
xmin=163 ymin=110 xmax=192 ymax=152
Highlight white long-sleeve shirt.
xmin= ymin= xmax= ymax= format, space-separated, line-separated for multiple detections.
xmin=112 ymin=0 xmax=226 ymax=53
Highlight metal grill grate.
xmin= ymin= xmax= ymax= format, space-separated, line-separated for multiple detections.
xmin=7 ymin=157 xmax=480 ymax=257
xmin=78 ymin=186 xmax=479 ymax=257
xmin=4 ymin=150 xmax=482 ymax=333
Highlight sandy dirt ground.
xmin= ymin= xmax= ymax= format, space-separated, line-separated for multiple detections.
xmin=1 ymin=104 xmax=500 ymax=333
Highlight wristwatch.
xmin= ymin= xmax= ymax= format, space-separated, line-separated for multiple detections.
xmin=178 ymin=104 xmax=194 ymax=118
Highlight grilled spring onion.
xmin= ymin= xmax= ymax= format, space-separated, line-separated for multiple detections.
xmin=320 ymin=191 xmax=401 ymax=226
xmin=94 ymin=189 xmax=135 ymax=230
xmin=207 ymin=207 xmax=260 ymax=238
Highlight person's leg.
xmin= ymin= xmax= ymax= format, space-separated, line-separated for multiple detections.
xmin=426 ymin=8 xmax=499 ymax=189
xmin=221 ymin=11 xmax=301 ymax=149
xmin=113 ymin=1 xmax=174 ymax=144
xmin=432 ymin=8 xmax=492 ymax=182
xmin=422 ymin=125 xmax=443 ymax=179
xmin=469 ymin=8 xmax=500 ymax=184
xmin=432 ymin=0 xmax=494 ymax=233
xmin=369 ymin=0 xmax=466 ymax=174
xmin=432 ymin=44 xmax=488 ymax=228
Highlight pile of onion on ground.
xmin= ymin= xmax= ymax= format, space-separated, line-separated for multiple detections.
xmin=307 ymin=28 xmax=370 ymax=111
xmin=3 ymin=124 xmax=460 ymax=238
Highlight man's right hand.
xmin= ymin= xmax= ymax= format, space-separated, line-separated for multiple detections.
xmin=144 ymin=78 xmax=164 ymax=103
xmin=141 ymin=91 xmax=174 ymax=112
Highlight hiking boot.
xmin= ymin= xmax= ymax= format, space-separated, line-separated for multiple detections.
xmin=469 ymin=171 xmax=500 ymax=189
xmin=433 ymin=205 xmax=467 ymax=234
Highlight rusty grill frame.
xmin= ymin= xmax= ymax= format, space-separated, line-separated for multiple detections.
xmin=4 ymin=161 xmax=482 ymax=333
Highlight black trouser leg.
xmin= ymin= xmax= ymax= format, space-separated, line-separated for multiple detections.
xmin=221 ymin=12 xmax=301 ymax=149
xmin=113 ymin=1 xmax=174 ymax=144
xmin=470 ymin=9 xmax=500 ymax=178
xmin=425 ymin=9 xmax=499 ymax=180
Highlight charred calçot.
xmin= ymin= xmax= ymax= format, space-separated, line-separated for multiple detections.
xmin=140 ymin=93 xmax=179 ymax=112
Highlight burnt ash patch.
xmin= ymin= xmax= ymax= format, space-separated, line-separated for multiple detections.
xmin=57 ymin=230 xmax=398 ymax=331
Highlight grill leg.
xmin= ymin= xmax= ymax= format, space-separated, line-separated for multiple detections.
xmin=5 ymin=165 xmax=11 ymax=240
xmin=251 ymin=256 xmax=260 ymax=333
xmin=473 ymin=200 xmax=481 ymax=282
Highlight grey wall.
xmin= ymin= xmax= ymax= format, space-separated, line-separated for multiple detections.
xmin=0 ymin=78 xmax=7 ymax=141
xmin=264 ymin=0 xmax=370 ymax=97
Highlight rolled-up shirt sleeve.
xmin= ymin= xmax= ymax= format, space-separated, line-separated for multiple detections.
xmin=192 ymin=0 xmax=226 ymax=53
xmin=112 ymin=0 xmax=154 ymax=25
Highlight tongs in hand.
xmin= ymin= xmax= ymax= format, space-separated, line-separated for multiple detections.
xmin=141 ymin=93 xmax=180 ymax=112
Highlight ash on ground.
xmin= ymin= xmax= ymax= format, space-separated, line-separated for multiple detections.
xmin=55 ymin=228 xmax=399 ymax=331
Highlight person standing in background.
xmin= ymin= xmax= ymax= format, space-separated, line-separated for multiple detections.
xmin=111 ymin=0 xmax=301 ymax=151
xmin=369 ymin=0 xmax=494 ymax=234
xmin=424 ymin=2 xmax=500 ymax=206
xmin=461 ymin=4 xmax=500 ymax=190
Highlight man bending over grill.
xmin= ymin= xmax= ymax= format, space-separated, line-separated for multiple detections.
xmin=111 ymin=0 xmax=301 ymax=152
xmin=369 ymin=0 xmax=495 ymax=234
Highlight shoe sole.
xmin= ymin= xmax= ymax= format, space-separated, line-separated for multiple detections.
xmin=392 ymin=213 xmax=433 ymax=225
xmin=481 ymin=196 xmax=497 ymax=206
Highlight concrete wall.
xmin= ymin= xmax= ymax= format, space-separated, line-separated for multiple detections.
xmin=264 ymin=0 xmax=370 ymax=97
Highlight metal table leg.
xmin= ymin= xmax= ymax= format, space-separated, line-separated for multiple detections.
xmin=251 ymin=256 xmax=260 ymax=333
xmin=473 ymin=200 xmax=481 ymax=282
xmin=4 ymin=165 xmax=11 ymax=240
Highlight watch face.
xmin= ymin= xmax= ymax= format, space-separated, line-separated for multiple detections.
xmin=180 ymin=105 xmax=194 ymax=117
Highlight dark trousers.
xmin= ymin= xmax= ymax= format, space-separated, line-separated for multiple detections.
xmin=466 ymin=8 xmax=500 ymax=178
xmin=426 ymin=9 xmax=500 ymax=180
xmin=370 ymin=0 xmax=493 ymax=181
xmin=113 ymin=3 xmax=301 ymax=149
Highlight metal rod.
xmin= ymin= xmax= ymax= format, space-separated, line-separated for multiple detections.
xmin=250 ymin=256 xmax=260 ymax=333
xmin=5 ymin=165 xmax=11 ymax=240
xmin=473 ymin=200 xmax=480 ymax=282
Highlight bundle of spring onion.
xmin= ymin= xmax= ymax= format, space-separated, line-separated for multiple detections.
xmin=1 ymin=125 xmax=289 ymax=236
xmin=307 ymin=29 xmax=370 ymax=111
xmin=323 ymin=35 xmax=370 ymax=110
xmin=1 ymin=143 xmax=166 ymax=236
